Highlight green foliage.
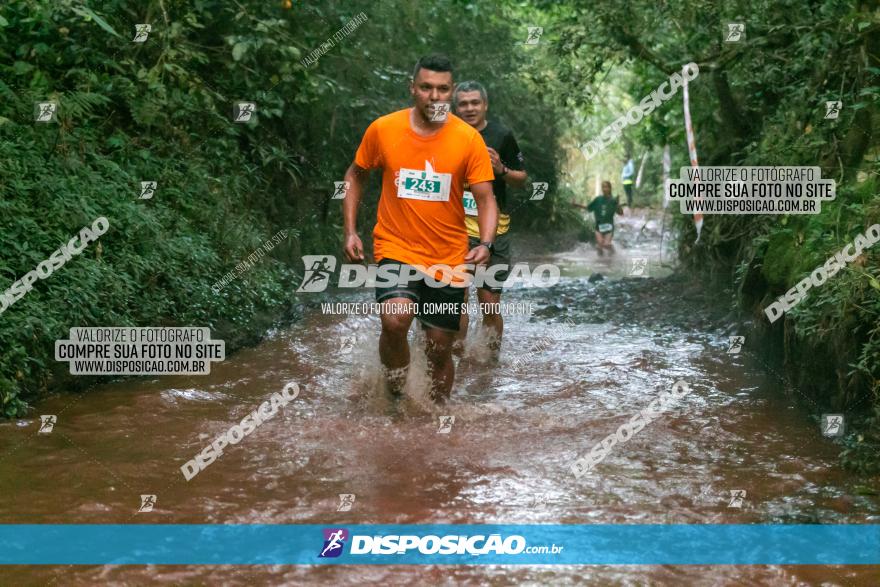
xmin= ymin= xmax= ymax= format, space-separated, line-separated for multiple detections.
xmin=840 ymin=404 xmax=880 ymax=475
xmin=549 ymin=0 xmax=880 ymax=470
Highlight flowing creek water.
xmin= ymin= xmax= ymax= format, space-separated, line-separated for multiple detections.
xmin=1 ymin=211 xmax=877 ymax=585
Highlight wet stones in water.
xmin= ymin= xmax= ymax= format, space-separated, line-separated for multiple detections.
xmin=533 ymin=304 xmax=564 ymax=317
xmin=589 ymin=273 xmax=605 ymax=283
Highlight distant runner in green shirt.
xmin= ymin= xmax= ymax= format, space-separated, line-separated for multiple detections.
xmin=588 ymin=180 xmax=623 ymax=256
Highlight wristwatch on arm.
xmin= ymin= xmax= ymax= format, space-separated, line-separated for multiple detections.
xmin=498 ymin=166 xmax=509 ymax=177
xmin=480 ymin=241 xmax=495 ymax=254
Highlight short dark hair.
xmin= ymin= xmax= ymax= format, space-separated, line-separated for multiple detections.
xmin=413 ymin=54 xmax=453 ymax=79
xmin=453 ymin=80 xmax=487 ymax=104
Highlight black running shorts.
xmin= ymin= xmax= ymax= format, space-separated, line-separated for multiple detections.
xmin=374 ymin=258 xmax=467 ymax=332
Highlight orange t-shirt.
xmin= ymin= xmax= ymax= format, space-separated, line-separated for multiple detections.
xmin=354 ymin=108 xmax=494 ymax=277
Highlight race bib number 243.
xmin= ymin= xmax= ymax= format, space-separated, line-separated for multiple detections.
xmin=398 ymin=167 xmax=451 ymax=202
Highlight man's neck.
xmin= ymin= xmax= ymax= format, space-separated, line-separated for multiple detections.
xmin=409 ymin=107 xmax=444 ymax=136
xmin=475 ymin=118 xmax=488 ymax=131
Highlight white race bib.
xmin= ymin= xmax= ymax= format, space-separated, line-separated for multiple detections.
xmin=462 ymin=190 xmax=478 ymax=216
xmin=398 ymin=166 xmax=451 ymax=202
xmin=598 ymin=223 xmax=613 ymax=233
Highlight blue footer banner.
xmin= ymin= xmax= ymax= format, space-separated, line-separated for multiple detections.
xmin=1 ymin=524 xmax=878 ymax=565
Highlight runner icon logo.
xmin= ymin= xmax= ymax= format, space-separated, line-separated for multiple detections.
xmin=339 ymin=335 xmax=356 ymax=355
xmin=138 ymin=494 xmax=157 ymax=513
xmin=728 ymin=489 xmax=746 ymax=508
xmin=38 ymin=415 xmax=56 ymax=433
xmin=821 ymin=414 xmax=844 ymax=437
xmin=234 ymin=102 xmax=256 ymax=123
xmin=319 ymin=528 xmax=349 ymax=558
xmin=630 ymin=257 xmax=648 ymax=277
xmin=140 ymin=181 xmax=157 ymax=200
xmin=825 ymin=101 xmax=842 ymax=120
xmin=332 ymin=181 xmax=350 ymax=200
xmin=525 ymin=26 xmax=543 ymax=45
xmin=727 ymin=336 xmax=744 ymax=354
xmin=35 ymin=102 xmax=57 ymax=123
xmin=530 ymin=182 xmax=548 ymax=201
xmin=724 ymin=23 xmax=745 ymax=42
xmin=297 ymin=255 xmax=338 ymax=292
xmin=133 ymin=24 xmax=151 ymax=42
xmin=429 ymin=102 xmax=450 ymax=122
xmin=337 ymin=494 xmax=356 ymax=512
xmin=438 ymin=416 xmax=454 ymax=434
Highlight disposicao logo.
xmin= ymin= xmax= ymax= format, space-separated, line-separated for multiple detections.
xmin=318 ymin=529 xmax=536 ymax=557
xmin=319 ymin=528 xmax=349 ymax=558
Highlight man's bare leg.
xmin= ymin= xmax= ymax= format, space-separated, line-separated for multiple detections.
xmin=595 ymin=231 xmax=614 ymax=255
xmin=603 ymin=232 xmax=615 ymax=255
xmin=476 ymin=287 xmax=503 ymax=352
xmin=423 ymin=326 xmax=456 ymax=403
xmin=379 ymin=298 xmax=416 ymax=396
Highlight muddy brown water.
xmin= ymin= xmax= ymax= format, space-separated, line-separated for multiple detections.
xmin=1 ymin=211 xmax=878 ymax=585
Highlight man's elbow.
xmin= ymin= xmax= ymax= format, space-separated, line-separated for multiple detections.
xmin=345 ymin=163 xmax=367 ymax=183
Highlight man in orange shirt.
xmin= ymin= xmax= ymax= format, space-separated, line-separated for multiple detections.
xmin=341 ymin=54 xmax=498 ymax=403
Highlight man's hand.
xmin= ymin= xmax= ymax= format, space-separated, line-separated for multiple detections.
xmin=487 ymin=147 xmax=505 ymax=175
xmin=343 ymin=233 xmax=365 ymax=262
xmin=464 ymin=243 xmax=491 ymax=266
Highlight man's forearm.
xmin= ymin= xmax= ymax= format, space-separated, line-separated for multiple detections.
xmin=478 ymin=211 xmax=498 ymax=243
xmin=503 ymin=168 xmax=527 ymax=189
xmin=474 ymin=195 xmax=499 ymax=242
xmin=343 ymin=166 xmax=365 ymax=235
